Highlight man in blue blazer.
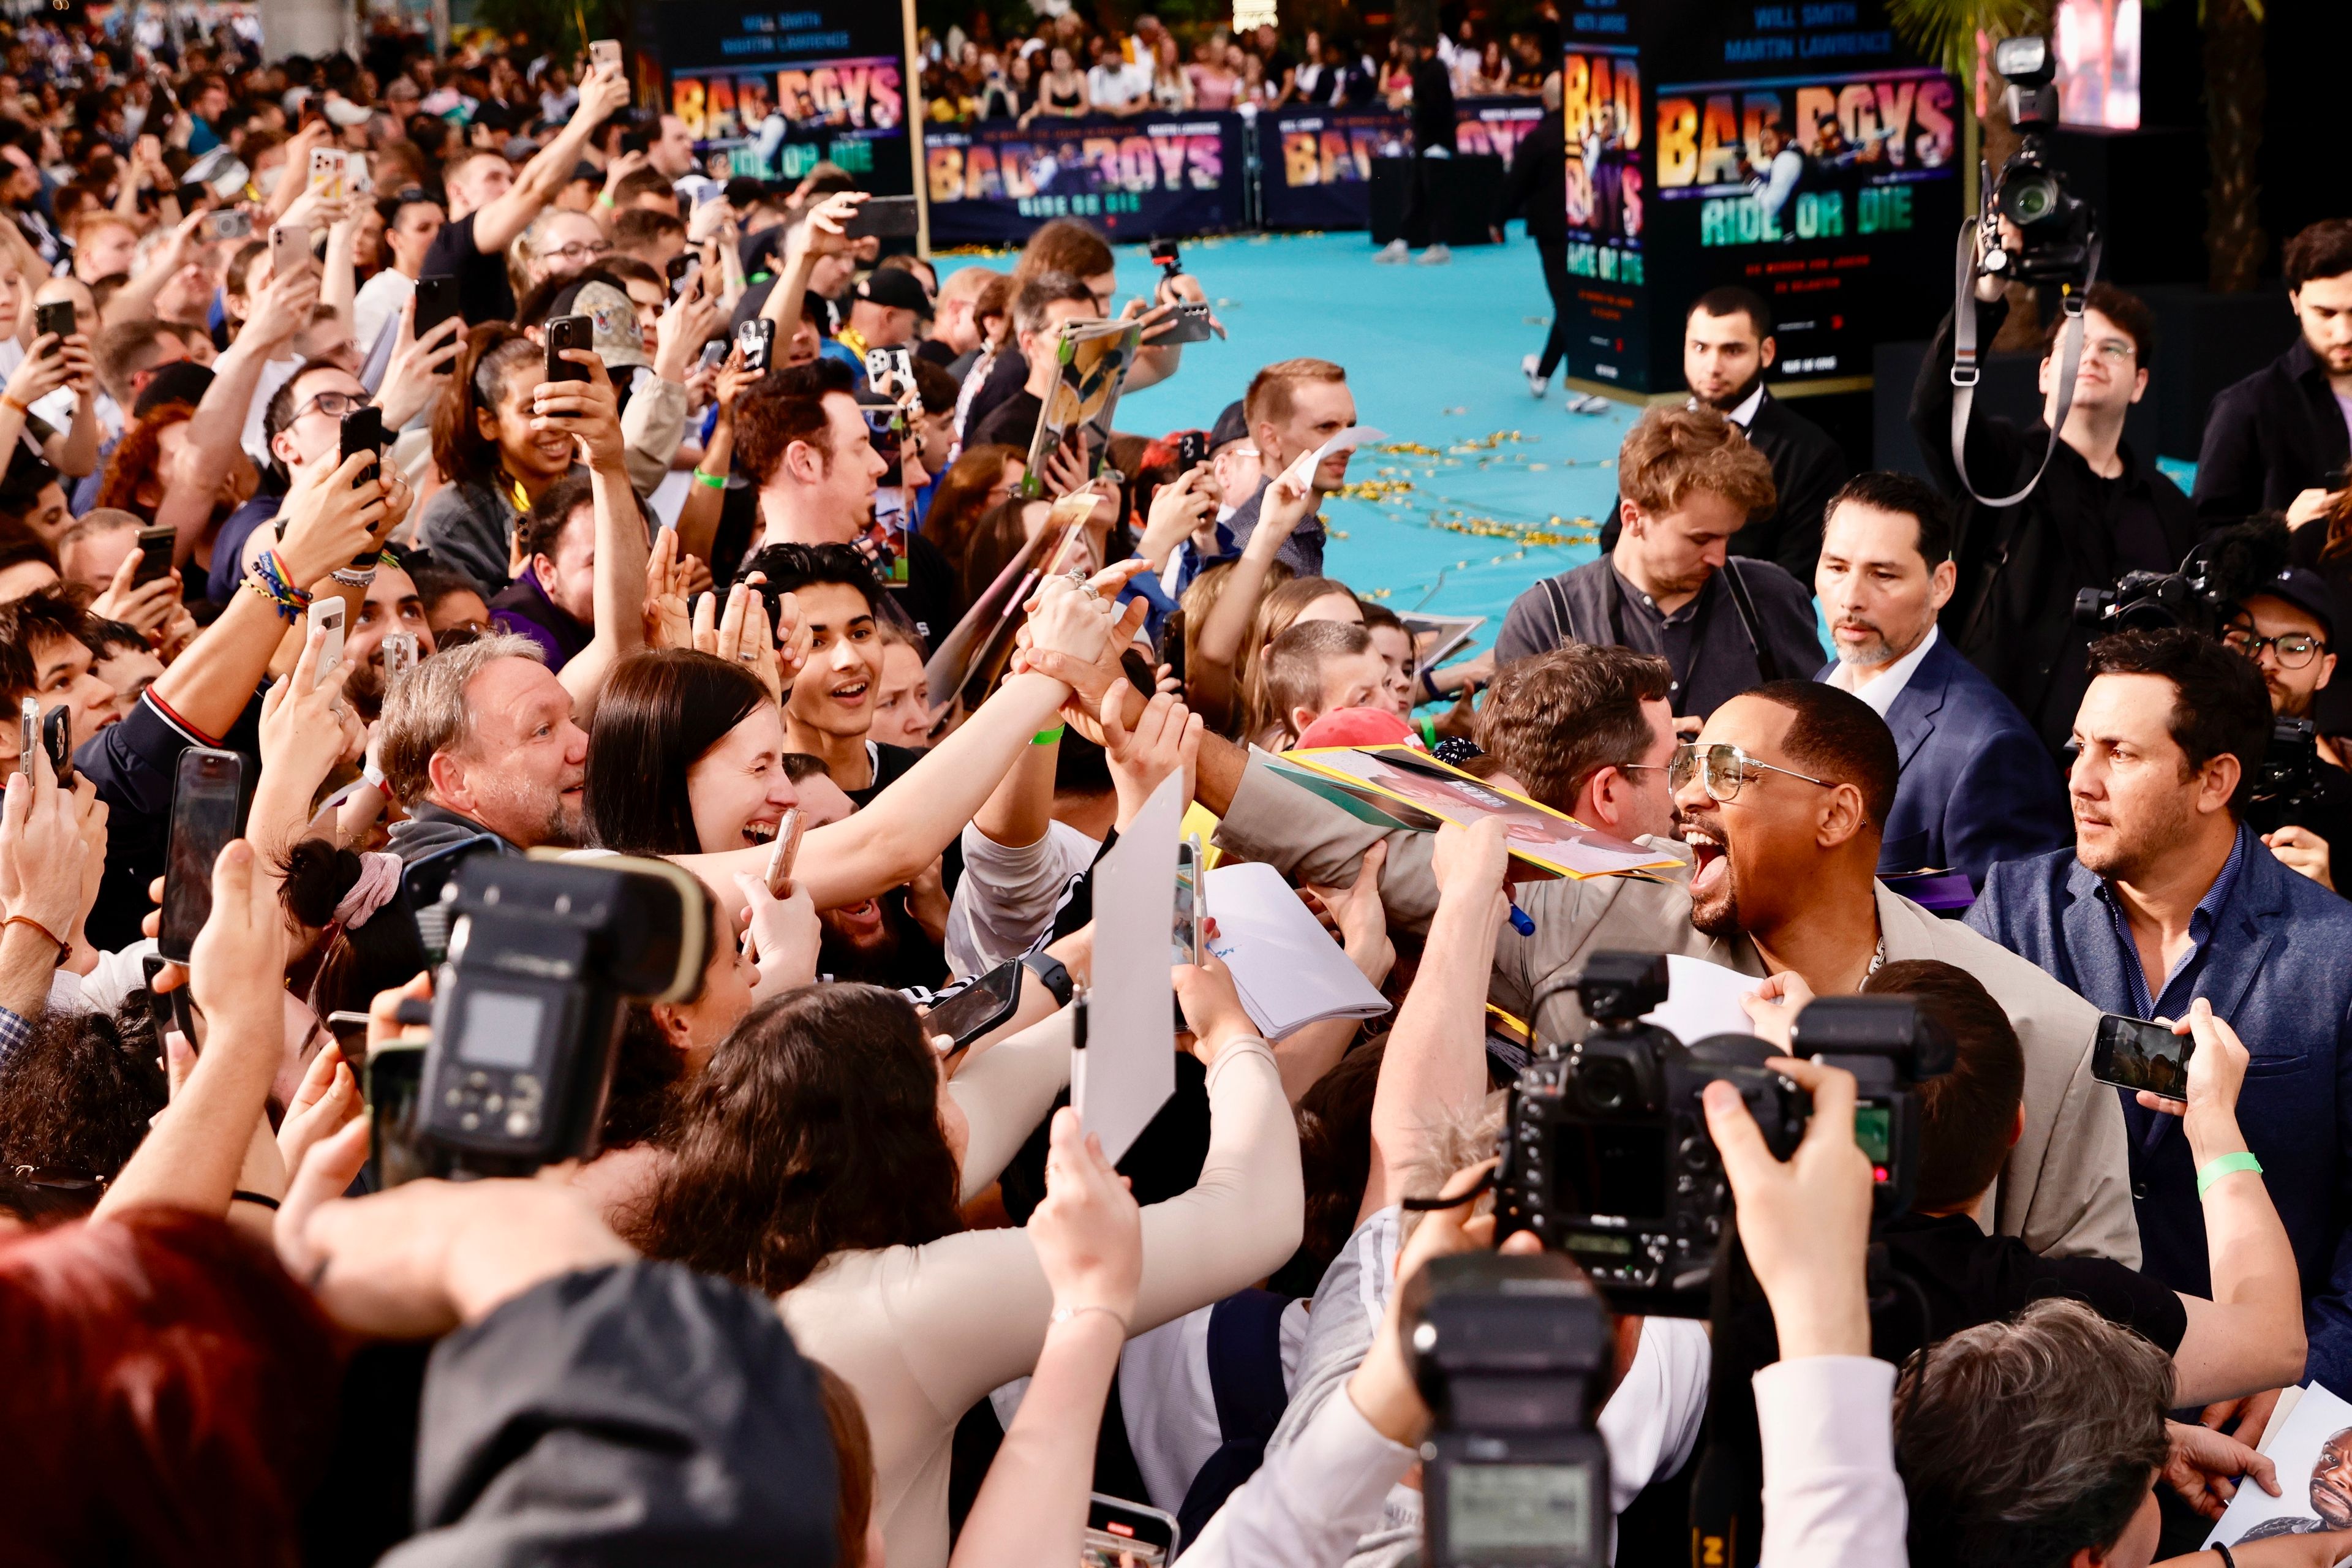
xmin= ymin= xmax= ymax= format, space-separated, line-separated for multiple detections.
xmin=1970 ymin=627 xmax=2352 ymax=1403
xmin=1814 ymin=472 xmax=2072 ymax=887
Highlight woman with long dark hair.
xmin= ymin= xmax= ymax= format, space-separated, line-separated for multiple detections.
xmin=625 ymin=967 xmax=1300 ymax=1568
xmin=584 ymin=647 xmax=799 ymax=856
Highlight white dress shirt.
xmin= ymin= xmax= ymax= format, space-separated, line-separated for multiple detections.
xmin=1826 ymin=623 xmax=1939 ymax=720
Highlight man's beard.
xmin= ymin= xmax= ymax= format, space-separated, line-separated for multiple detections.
xmin=1700 ymin=369 xmax=1764 ymax=413
xmin=538 ymin=794 xmax=584 ymax=849
xmin=2304 ymin=324 xmax=2352 ymax=375
xmin=2073 ymin=792 xmax=2195 ymax=886
xmin=2271 ymin=676 xmax=2315 ymax=721
xmin=1833 ymin=617 xmax=1903 ymax=669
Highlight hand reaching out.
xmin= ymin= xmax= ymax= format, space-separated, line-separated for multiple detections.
xmin=88 ymin=545 xmax=183 ymax=634
xmin=258 ymin=622 xmax=358 ymax=810
xmin=643 ymin=529 xmax=695 ymax=649
xmin=1300 ymin=840 xmax=1393 ymax=988
xmin=185 ymin=840 xmax=290 ymax=1065
xmin=729 ymin=870 xmax=819 ymax=999
xmin=1173 ymin=946 xmax=1256 ymax=1064
xmin=2162 ymin=1417 xmax=2278 ymax=1520
xmin=530 ymin=352 xmax=627 ymax=475
xmin=1099 ymin=688 xmax=1203 ymax=826
xmin=1430 ymin=818 xmax=1509 ymax=921
xmin=1248 ymin=469 xmax=1315 ymax=554
xmin=1739 ymin=970 xmax=1817 ymax=1054
xmin=1031 ymin=1106 xmax=1142 ymax=1325
xmin=1139 ymin=466 xmax=1214 ymax=570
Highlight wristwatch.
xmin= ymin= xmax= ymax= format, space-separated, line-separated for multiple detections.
xmin=1020 ymin=951 xmax=1074 ymax=1008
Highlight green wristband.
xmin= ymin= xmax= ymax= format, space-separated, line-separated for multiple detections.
xmin=1031 ymin=723 xmax=1066 ymax=747
xmin=2196 ymin=1150 xmax=2263 ymax=1198
xmin=694 ymin=469 xmax=726 ymax=489
xmin=1417 ymin=716 xmax=1439 ymax=750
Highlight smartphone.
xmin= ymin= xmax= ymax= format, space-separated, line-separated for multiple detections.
xmin=325 ymin=1009 xmax=372 ymax=1061
xmin=414 ymin=274 xmax=461 ymax=338
xmin=131 ymin=524 xmax=176 ymax=587
xmin=763 ymin=806 xmax=805 ymax=897
xmin=41 ymin=706 xmax=72 ymax=786
xmin=924 ymin=960 xmax=1025 ymax=1052
xmin=158 ymin=747 xmax=247 ymax=963
xmin=1156 ymin=300 xmax=1215 ymax=345
xmin=269 ymin=221 xmax=310 ymax=279
xmin=381 ymin=630 xmax=418 ymax=690
xmin=589 ymin=38 xmax=623 ymax=72
xmin=203 ymin=207 xmax=253 ymax=241
xmin=34 ymin=300 xmax=73 ymax=353
xmin=347 ymin=151 xmax=372 ymax=195
xmin=2090 ymin=1012 xmax=2192 ymax=1099
xmin=306 ymin=145 xmax=346 ymax=200
xmin=1177 ymin=429 xmax=1208 ymax=469
xmin=311 ymin=598 xmax=345 ymax=684
xmin=16 ymin=696 xmax=35 ymax=783
xmin=1084 ymin=1494 xmax=1179 ymax=1568
xmin=338 ymin=403 xmax=384 ymax=487
xmin=367 ymin=1039 xmax=431 ymax=1189
xmin=699 ymin=339 xmax=729 ymax=370
xmin=1172 ymin=836 xmax=1204 ymax=967
xmin=842 ymin=194 xmax=919 ymax=239
xmin=737 ymin=317 xmax=774 ymax=373
xmin=665 ymin=251 xmax=696 ymax=287
xmin=545 ymin=314 xmax=594 ymax=384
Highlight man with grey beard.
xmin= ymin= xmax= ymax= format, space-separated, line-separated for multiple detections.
xmin=1811 ymin=470 xmax=2070 ymax=888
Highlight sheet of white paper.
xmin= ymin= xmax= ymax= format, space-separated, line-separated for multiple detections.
xmin=1642 ymin=955 xmax=1761 ymax=1046
xmin=1203 ymin=861 xmax=1392 ymax=1039
xmin=1072 ymin=772 xmax=1183 ymax=1164
xmin=1279 ymin=424 xmax=1387 ymax=491
xmin=2261 ymin=1385 xmax=2312 ymax=1455
xmin=2207 ymin=1380 xmax=2352 ymax=1551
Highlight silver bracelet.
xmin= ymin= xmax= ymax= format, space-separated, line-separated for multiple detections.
xmin=331 ymin=567 xmax=377 ymax=588
xmin=1049 ymin=1302 xmax=1129 ymax=1334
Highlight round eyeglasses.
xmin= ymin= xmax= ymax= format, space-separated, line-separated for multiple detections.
xmin=2223 ymin=626 xmax=2329 ymax=669
xmin=1667 ymin=742 xmax=1835 ymax=804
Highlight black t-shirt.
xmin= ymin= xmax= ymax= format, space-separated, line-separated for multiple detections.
xmin=422 ymin=211 xmax=516 ymax=326
xmin=843 ymin=740 xmax=925 ymax=810
xmin=970 ymin=388 xmax=1043 ymax=455
xmin=915 ymin=337 xmax=959 ymax=369
xmin=1879 ymin=1210 xmax=2187 ymax=1362
xmin=893 ymin=529 xmax=962 ymax=655
xmin=963 ymin=344 xmax=1030 ymax=440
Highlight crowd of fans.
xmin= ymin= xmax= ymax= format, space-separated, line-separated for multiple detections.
xmin=916 ymin=9 xmax=1562 ymax=127
xmin=1 ymin=9 xmax=2351 ymax=1568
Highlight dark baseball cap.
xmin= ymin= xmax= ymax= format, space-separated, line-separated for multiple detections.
xmin=1208 ymin=399 xmax=1250 ymax=453
xmin=2241 ymin=565 xmax=2337 ymax=641
xmin=135 ymin=358 xmax=216 ymax=417
xmin=854 ymin=268 xmax=931 ymax=314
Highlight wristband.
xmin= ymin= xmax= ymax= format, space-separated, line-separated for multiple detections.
xmin=1417 ymin=716 xmax=1439 ymax=750
xmin=4 ymin=913 xmax=68 ymax=964
xmin=0 ymin=393 xmax=25 ymax=414
xmin=330 ymin=565 xmax=377 ymax=588
xmin=694 ymin=469 xmax=727 ymax=489
xmin=1031 ymin=723 xmax=1066 ymax=746
xmin=361 ymin=756 xmax=388 ymax=791
xmin=1419 ymin=664 xmax=1444 ymax=703
xmin=2196 ymin=1150 xmax=2263 ymax=1198
xmin=230 ymin=1189 xmax=281 ymax=1210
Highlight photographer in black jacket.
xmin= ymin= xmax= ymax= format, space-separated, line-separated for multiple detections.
xmin=1913 ymin=233 xmax=2200 ymax=760
xmin=2225 ymin=563 xmax=2352 ymax=893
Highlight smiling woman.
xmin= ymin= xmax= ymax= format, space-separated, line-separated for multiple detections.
xmin=584 ymin=647 xmax=796 ymax=856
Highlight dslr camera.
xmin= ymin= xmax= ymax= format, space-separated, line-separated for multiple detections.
xmin=1978 ymin=36 xmax=2098 ymax=287
xmin=1404 ymin=1251 xmax=1611 ymax=1568
xmin=1494 ymin=952 xmax=1948 ymax=1313
xmin=379 ymin=851 xmax=709 ymax=1183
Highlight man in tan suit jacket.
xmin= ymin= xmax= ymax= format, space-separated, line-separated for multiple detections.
xmin=1210 ymin=680 xmax=2139 ymax=1266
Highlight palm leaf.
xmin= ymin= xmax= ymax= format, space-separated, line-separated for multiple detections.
xmin=1886 ymin=0 xmax=2046 ymax=78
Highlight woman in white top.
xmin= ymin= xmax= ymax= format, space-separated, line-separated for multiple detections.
xmin=626 ymin=968 xmax=1302 ymax=1568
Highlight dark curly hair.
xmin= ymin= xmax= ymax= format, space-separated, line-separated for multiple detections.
xmin=0 ymin=1001 xmax=168 ymax=1210
xmin=624 ymin=983 xmax=964 ymax=1294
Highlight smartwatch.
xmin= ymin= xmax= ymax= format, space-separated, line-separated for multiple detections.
xmin=1020 ymin=951 xmax=1074 ymax=1008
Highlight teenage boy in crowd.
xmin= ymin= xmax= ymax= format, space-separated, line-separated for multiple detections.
xmin=489 ymin=475 xmax=597 ymax=673
xmin=1261 ymin=619 xmax=1392 ymax=748
xmin=2195 ymin=219 xmax=2352 ymax=527
xmin=1597 ymin=287 xmax=1849 ymax=581
xmin=1495 ymin=405 xmax=1823 ymax=723
xmin=750 ymin=542 xmax=918 ymax=808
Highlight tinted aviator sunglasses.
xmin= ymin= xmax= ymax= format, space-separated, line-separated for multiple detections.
xmin=1667 ymin=742 xmax=1835 ymax=804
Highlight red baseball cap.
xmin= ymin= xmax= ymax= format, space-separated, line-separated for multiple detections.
xmin=1295 ymin=707 xmax=1422 ymax=750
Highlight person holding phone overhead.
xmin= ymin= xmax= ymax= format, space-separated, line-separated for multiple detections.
xmin=1971 ymin=627 xmax=2352 ymax=1409
xmin=420 ymin=58 xmax=630 ymax=327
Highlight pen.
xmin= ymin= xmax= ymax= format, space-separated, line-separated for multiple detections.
xmin=1507 ymin=902 xmax=1535 ymax=937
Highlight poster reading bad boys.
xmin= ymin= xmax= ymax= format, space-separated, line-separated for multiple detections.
xmin=1554 ymin=0 xmax=1959 ymax=393
xmin=924 ymin=115 xmax=1244 ymax=245
xmin=644 ymin=2 xmax=913 ymax=192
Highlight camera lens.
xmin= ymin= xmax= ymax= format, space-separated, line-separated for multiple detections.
xmin=2001 ymin=171 xmax=2060 ymax=225
xmin=1580 ymin=1058 xmax=1636 ymax=1113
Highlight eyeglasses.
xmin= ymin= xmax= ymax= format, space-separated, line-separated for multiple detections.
xmin=2223 ymin=626 xmax=2329 ymax=669
xmin=543 ymin=238 xmax=612 ymax=263
xmin=1667 ymin=742 xmax=1836 ymax=804
xmin=297 ymin=390 xmax=372 ymax=420
xmin=2087 ymin=339 xmax=2135 ymax=363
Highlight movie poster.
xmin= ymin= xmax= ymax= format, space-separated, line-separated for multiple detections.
xmin=1651 ymin=67 xmax=1956 ymax=249
xmin=924 ymin=115 xmax=1245 ymax=244
xmin=1262 ymin=97 xmax=1545 ymax=231
xmin=639 ymin=2 xmax=914 ymax=192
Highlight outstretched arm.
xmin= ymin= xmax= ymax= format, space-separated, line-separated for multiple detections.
xmin=468 ymin=66 xmax=631 ymax=256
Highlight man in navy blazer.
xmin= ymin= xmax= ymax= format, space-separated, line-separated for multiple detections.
xmin=1970 ymin=627 xmax=2352 ymax=1399
xmin=1814 ymin=472 xmax=2071 ymax=887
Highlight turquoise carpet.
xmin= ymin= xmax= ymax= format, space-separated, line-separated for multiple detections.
xmin=938 ymin=232 xmax=1633 ymax=644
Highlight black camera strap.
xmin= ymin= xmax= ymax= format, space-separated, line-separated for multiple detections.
xmin=1946 ymin=219 xmax=2104 ymax=508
